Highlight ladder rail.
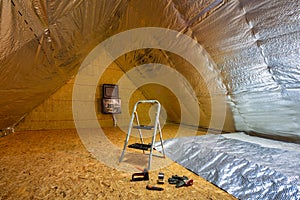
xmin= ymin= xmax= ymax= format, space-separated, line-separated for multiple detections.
xmin=134 ymin=111 xmax=145 ymax=154
xmin=119 ymin=103 xmax=138 ymax=163
xmin=147 ymin=100 xmax=161 ymax=169
xmin=134 ymin=111 xmax=144 ymax=145
xmin=158 ymin=120 xmax=166 ymax=157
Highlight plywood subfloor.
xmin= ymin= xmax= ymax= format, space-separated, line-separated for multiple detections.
xmin=0 ymin=125 xmax=236 ymax=199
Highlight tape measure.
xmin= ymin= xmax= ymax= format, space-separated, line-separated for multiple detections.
xmin=157 ymin=172 xmax=164 ymax=184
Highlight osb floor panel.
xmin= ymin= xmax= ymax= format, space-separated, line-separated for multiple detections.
xmin=0 ymin=125 xmax=236 ymax=200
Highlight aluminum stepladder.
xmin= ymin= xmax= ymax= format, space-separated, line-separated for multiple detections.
xmin=119 ymin=100 xmax=166 ymax=170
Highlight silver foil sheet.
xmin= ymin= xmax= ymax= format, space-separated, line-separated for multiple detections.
xmin=155 ymin=133 xmax=300 ymax=199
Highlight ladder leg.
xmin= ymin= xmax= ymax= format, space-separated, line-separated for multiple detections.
xmin=148 ymin=103 xmax=161 ymax=170
xmin=134 ymin=111 xmax=145 ymax=154
xmin=147 ymin=123 xmax=158 ymax=170
xmin=134 ymin=112 xmax=144 ymax=144
xmin=119 ymin=109 xmax=136 ymax=163
xmin=158 ymin=122 xmax=166 ymax=157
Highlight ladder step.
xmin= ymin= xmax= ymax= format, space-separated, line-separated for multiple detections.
xmin=128 ymin=143 xmax=152 ymax=150
xmin=133 ymin=125 xmax=154 ymax=130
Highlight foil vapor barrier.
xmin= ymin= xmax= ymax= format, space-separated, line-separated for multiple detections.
xmin=1 ymin=0 xmax=300 ymax=142
xmin=155 ymin=133 xmax=300 ymax=199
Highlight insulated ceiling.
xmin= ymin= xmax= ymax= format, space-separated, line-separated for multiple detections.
xmin=0 ymin=0 xmax=299 ymax=142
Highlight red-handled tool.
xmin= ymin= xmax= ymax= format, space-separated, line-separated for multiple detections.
xmin=146 ymin=184 xmax=164 ymax=191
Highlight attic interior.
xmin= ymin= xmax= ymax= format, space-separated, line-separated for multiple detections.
xmin=1 ymin=0 xmax=300 ymax=199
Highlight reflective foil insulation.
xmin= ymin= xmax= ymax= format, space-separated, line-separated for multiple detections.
xmin=155 ymin=133 xmax=300 ymax=199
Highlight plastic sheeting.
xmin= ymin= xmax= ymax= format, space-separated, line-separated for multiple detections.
xmin=155 ymin=133 xmax=300 ymax=199
xmin=1 ymin=0 xmax=300 ymax=142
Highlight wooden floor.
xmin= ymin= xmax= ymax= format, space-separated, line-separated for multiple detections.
xmin=0 ymin=125 xmax=236 ymax=199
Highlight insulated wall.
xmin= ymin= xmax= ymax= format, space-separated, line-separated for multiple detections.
xmin=1 ymin=0 xmax=300 ymax=142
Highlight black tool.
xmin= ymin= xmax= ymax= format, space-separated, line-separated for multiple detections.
xmin=146 ymin=184 xmax=164 ymax=191
xmin=131 ymin=168 xmax=149 ymax=181
xmin=168 ymin=175 xmax=193 ymax=188
xmin=157 ymin=172 xmax=164 ymax=184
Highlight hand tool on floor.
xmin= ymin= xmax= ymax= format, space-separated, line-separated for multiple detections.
xmin=146 ymin=184 xmax=164 ymax=191
xmin=157 ymin=172 xmax=164 ymax=184
xmin=168 ymin=175 xmax=193 ymax=188
xmin=131 ymin=168 xmax=149 ymax=181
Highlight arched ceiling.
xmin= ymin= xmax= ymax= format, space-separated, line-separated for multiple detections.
xmin=0 ymin=0 xmax=299 ymax=142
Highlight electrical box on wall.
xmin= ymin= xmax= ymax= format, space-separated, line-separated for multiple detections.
xmin=101 ymin=84 xmax=121 ymax=114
